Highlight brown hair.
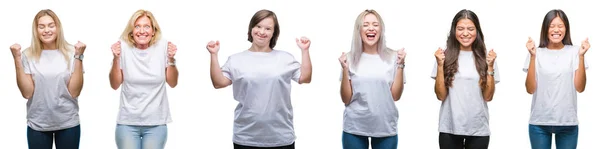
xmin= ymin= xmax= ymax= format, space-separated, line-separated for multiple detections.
xmin=247 ymin=9 xmax=280 ymax=49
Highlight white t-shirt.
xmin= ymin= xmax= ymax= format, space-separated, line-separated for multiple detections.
xmin=523 ymin=45 xmax=588 ymax=126
xmin=430 ymin=50 xmax=500 ymax=136
xmin=340 ymin=52 xmax=405 ymax=137
xmin=22 ymin=49 xmax=80 ymax=131
xmin=221 ymin=50 xmax=301 ymax=147
xmin=117 ymin=39 xmax=172 ymax=126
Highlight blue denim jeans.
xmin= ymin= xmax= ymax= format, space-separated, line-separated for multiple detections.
xmin=342 ymin=131 xmax=397 ymax=149
xmin=529 ymin=124 xmax=578 ymax=149
xmin=27 ymin=125 xmax=81 ymax=149
xmin=115 ymin=124 xmax=168 ymax=149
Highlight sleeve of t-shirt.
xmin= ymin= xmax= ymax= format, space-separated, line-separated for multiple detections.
xmin=492 ymin=59 xmax=500 ymax=84
xmin=573 ymin=45 xmax=589 ymax=71
xmin=221 ymin=56 xmax=233 ymax=81
xmin=21 ymin=52 xmax=31 ymax=74
xmin=430 ymin=60 xmax=438 ymax=79
xmin=291 ymin=56 xmax=301 ymax=83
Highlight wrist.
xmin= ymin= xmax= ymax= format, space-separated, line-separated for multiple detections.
xmin=168 ymin=57 xmax=175 ymax=63
xmin=579 ymin=55 xmax=585 ymax=59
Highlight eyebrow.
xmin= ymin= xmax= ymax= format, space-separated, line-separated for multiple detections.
xmin=38 ymin=22 xmax=55 ymax=25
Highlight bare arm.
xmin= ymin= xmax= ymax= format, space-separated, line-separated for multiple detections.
xmin=210 ymin=53 xmax=232 ymax=89
xmin=68 ymin=59 xmax=84 ymax=98
xmin=14 ymin=58 xmax=35 ymax=99
xmin=340 ymin=68 xmax=352 ymax=105
xmin=109 ymin=57 xmax=123 ymax=90
xmin=482 ymin=66 xmax=495 ymax=101
xmin=298 ymin=50 xmax=312 ymax=84
xmin=574 ymin=55 xmax=586 ymax=92
xmin=166 ymin=58 xmax=179 ymax=88
xmin=434 ymin=66 xmax=447 ymax=101
xmin=391 ymin=66 xmax=404 ymax=101
xmin=525 ymin=55 xmax=536 ymax=94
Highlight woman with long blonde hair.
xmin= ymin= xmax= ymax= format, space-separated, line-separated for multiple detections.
xmin=338 ymin=9 xmax=406 ymax=149
xmin=10 ymin=9 xmax=86 ymax=149
xmin=109 ymin=9 xmax=179 ymax=149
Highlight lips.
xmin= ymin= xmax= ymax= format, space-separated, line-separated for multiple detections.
xmin=366 ymin=33 xmax=376 ymax=40
xmin=551 ymin=34 xmax=561 ymax=38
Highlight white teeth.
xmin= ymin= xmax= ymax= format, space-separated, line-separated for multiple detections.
xmin=552 ymin=35 xmax=560 ymax=38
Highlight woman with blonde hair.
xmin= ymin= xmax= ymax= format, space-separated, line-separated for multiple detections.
xmin=10 ymin=9 xmax=86 ymax=149
xmin=338 ymin=9 xmax=406 ymax=149
xmin=109 ymin=9 xmax=179 ymax=149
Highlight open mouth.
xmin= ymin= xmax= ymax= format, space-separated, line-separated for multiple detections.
xmin=551 ymin=33 xmax=561 ymax=39
xmin=366 ymin=33 xmax=376 ymax=40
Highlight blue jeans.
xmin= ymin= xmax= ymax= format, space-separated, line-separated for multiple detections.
xmin=27 ymin=125 xmax=81 ymax=149
xmin=529 ymin=124 xmax=578 ymax=149
xmin=342 ymin=131 xmax=397 ymax=149
xmin=115 ymin=124 xmax=168 ymax=149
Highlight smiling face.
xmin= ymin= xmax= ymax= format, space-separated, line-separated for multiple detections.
xmin=250 ymin=17 xmax=274 ymax=47
xmin=37 ymin=15 xmax=57 ymax=47
xmin=454 ymin=18 xmax=477 ymax=50
xmin=360 ymin=13 xmax=380 ymax=47
xmin=547 ymin=16 xmax=566 ymax=44
xmin=132 ymin=16 xmax=154 ymax=48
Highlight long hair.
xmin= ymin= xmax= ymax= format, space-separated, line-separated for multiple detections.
xmin=539 ymin=9 xmax=572 ymax=48
xmin=120 ymin=9 xmax=163 ymax=48
xmin=247 ymin=9 xmax=280 ymax=49
xmin=444 ymin=9 xmax=488 ymax=89
xmin=25 ymin=9 xmax=73 ymax=69
xmin=349 ymin=9 xmax=394 ymax=70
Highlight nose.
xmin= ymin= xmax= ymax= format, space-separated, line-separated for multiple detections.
xmin=462 ymin=31 xmax=469 ymax=36
xmin=258 ymin=28 xmax=265 ymax=35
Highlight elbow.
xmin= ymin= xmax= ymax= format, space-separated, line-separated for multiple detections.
xmin=484 ymin=96 xmax=493 ymax=102
xmin=299 ymin=77 xmax=312 ymax=84
xmin=22 ymin=93 xmax=32 ymax=100
xmin=213 ymin=84 xmax=226 ymax=89
xmin=436 ymin=95 xmax=447 ymax=101
xmin=526 ymin=88 xmax=535 ymax=94
xmin=576 ymin=87 xmax=585 ymax=93
xmin=168 ymin=81 xmax=178 ymax=88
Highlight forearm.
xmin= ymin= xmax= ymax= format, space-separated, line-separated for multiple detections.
xmin=68 ymin=60 xmax=84 ymax=98
xmin=483 ymin=67 xmax=495 ymax=101
xmin=166 ymin=58 xmax=179 ymax=88
xmin=14 ymin=58 xmax=34 ymax=99
xmin=109 ymin=58 xmax=123 ymax=90
xmin=210 ymin=54 xmax=231 ymax=89
xmin=574 ymin=56 xmax=586 ymax=92
xmin=434 ymin=66 xmax=447 ymax=101
xmin=340 ymin=69 xmax=352 ymax=105
xmin=525 ymin=56 xmax=537 ymax=94
xmin=390 ymin=68 xmax=404 ymax=101
xmin=298 ymin=50 xmax=312 ymax=84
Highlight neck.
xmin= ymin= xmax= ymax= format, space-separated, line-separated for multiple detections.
xmin=42 ymin=42 xmax=57 ymax=50
xmin=547 ymin=42 xmax=564 ymax=50
xmin=136 ymin=44 xmax=149 ymax=50
xmin=249 ymin=43 xmax=272 ymax=52
xmin=362 ymin=43 xmax=378 ymax=54
xmin=460 ymin=45 xmax=472 ymax=51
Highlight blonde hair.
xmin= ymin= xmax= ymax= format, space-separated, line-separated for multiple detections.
xmin=120 ymin=9 xmax=162 ymax=47
xmin=349 ymin=9 xmax=394 ymax=70
xmin=25 ymin=9 xmax=73 ymax=68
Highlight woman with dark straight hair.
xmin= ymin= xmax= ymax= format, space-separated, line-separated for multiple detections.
xmin=432 ymin=9 xmax=499 ymax=149
xmin=524 ymin=9 xmax=590 ymax=149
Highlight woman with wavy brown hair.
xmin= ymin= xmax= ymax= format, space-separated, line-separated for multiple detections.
xmin=431 ymin=9 xmax=499 ymax=149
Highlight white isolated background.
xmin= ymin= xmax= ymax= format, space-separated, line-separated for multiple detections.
xmin=0 ymin=0 xmax=598 ymax=148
